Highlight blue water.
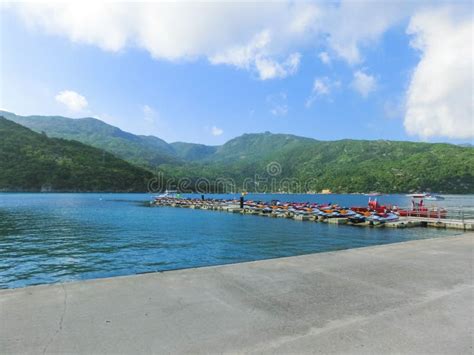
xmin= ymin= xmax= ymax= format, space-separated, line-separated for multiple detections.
xmin=0 ymin=193 xmax=470 ymax=289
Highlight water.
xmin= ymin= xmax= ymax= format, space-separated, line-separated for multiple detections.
xmin=1 ymin=193 xmax=471 ymax=289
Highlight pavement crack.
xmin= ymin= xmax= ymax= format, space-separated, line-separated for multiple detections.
xmin=245 ymin=283 xmax=473 ymax=354
xmin=42 ymin=283 xmax=68 ymax=355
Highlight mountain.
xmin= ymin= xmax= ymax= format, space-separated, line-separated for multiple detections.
xmin=4 ymin=111 xmax=474 ymax=193
xmin=170 ymin=142 xmax=217 ymax=161
xmin=268 ymin=138 xmax=474 ymax=194
xmin=0 ymin=117 xmax=154 ymax=192
xmin=210 ymin=132 xmax=316 ymax=162
xmin=160 ymin=133 xmax=474 ymax=194
xmin=1 ymin=111 xmax=177 ymax=168
xmin=0 ymin=112 xmax=318 ymax=165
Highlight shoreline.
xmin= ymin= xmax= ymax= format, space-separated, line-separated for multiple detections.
xmin=0 ymin=231 xmax=464 ymax=292
xmin=1 ymin=233 xmax=472 ymax=354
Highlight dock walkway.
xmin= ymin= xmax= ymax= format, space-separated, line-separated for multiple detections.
xmin=152 ymin=198 xmax=474 ymax=231
xmin=1 ymin=233 xmax=473 ymax=354
xmin=404 ymin=216 xmax=474 ymax=230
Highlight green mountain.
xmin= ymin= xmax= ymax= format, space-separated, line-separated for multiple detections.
xmin=170 ymin=142 xmax=217 ymax=161
xmin=3 ymin=111 xmax=473 ymax=193
xmin=160 ymin=133 xmax=474 ymax=194
xmin=1 ymin=111 xmax=177 ymax=168
xmin=210 ymin=132 xmax=315 ymax=162
xmin=0 ymin=117 xmax=153 ymax=192
xmin=275 ymin=138 xmax=474 ymax=194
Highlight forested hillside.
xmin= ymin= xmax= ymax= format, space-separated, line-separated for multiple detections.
xmin=159 ymin=133 xmax=474 ymax=193
xmin=3 ymin=111 xmax=473 ymax=193
xmin=0 ymin=117 xmax=153 ymax=192
xmin=1 ymin=110 xmax=177 ymax=168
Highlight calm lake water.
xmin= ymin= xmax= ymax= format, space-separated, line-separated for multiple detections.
xmin=1 ymin=193 xmax=471 ymax=289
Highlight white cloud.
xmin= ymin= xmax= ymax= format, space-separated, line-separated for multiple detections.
xmin=313 ymin=78 xmax=331 ymax=95
xmin=211 ymin=126 xmax=223 ymax=136
xmin=404 ymin=7 xmax=474 ymax=139
xmin=55 ymin=90 xmax=88 ymax=111
xmin=209 ymin=30 xmax=302 ymax=80
xmin=318 ymin=51 xmax=331 ymax=65
xmin=142 ymin=104 xmax=156 ymax=123
xmin=323 ymin=1 xmax=417 ymax=64
xmin=306 ymin=77 xmax=340 ymax=107
xmin=211 ymin=30 xmax=301 ymax=80
xmin=13 ymin=2 xmax=320 ymax=80
xmin=267 ymin=92 xmax=288 ymax=116
xmin=209 ymin=30 xmax=269 ymax=68
xmin=351 ymin=70 xmax=376 ymax=97
xmin=270 ymin=105 xmax=288 ymax=116
xmin=255 ymin=53 xmax=301 ymax=80
xmin=10 ymin=2 xmax=473 ymax=137
xmin=8 ymin=2 xmax=427 ymax=72
xmin=305 ymin=98 xmax=315 ymax=109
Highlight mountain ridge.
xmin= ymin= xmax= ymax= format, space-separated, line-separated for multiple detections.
xmin=3 ymin=110 xmax=466 ymax=153
xmin=2 ymin=111 xmax=473 ymax=193
xmin=0 ymin=110 xmax=178 ymax=168
xmin=0 ymin=117 xmax=153 ymax=192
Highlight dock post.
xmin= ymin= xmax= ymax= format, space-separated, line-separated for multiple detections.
xmin=240 ymin=196 xmax=244 ymax=209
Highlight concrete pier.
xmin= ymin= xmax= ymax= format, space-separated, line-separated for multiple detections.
xmin=1 ymin=233 xmax=473 ymax=354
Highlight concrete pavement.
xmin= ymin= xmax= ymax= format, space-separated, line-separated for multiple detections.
xmin=1 ymin=233 xmax=473 ymax=354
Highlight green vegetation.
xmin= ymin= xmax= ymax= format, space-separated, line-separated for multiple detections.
xmin=170 ymin=142 xmax=217 ymax=161
xmin=0 ymin=117 xmax=154 ymax=192
xmin=159 ymin=133 xmax=474 ymax=193
xmin=1 ymin=110 xmax=177 ymax=168
xmin=2 ymin=111 xmax=473 ymax=193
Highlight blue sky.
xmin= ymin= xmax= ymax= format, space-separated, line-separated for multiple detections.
xmin=0 ymin=2 xmax=472 ymax=145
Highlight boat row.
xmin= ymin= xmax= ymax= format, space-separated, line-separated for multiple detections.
xmin=406 ymin=193 xmax=445 ymax=201
xmin=152 ymin=196 xmax=447 ymax=224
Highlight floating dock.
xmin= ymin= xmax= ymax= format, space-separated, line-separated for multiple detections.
xmin=151 ymin=198 xmax=474 ymax=231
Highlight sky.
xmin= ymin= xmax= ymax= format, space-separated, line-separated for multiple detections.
xmin=0 ymin=1 xmax=472 ymax=145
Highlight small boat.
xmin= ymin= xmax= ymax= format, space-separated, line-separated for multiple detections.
xmin=155 ymin=189 xmax=178 ymax=199
xmin=406 ymin=193 xmax=427 ymax=198
xmin=397 ymin=207 xmax=447 ymax=218
xmin=367 ymin=212 xmax=399 ymax=224
xmin=380 ymin=213 xmax=399 ymax=222
xmin=399 ymin=194 xmax=447 ymax=217
xmin=348 ymin=214 xmax=366 ymax=224
xmin=353 ymin=198 xmax=390 ymax=214
xmin=365 ymin=192 xmax=382 ymax=196
xmin=338 ymin=209 xmax=357 ymax=217
xmin=425 ymin=194 xmax=445 ymax=201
